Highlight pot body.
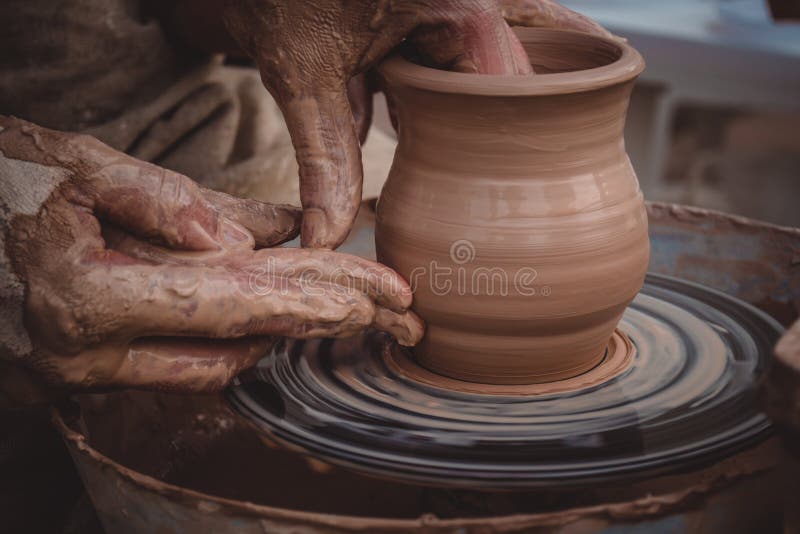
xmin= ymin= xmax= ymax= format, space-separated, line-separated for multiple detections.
xmin=376 ymin=34 xmax=649 ymax=384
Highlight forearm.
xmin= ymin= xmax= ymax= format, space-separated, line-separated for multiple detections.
xmin=0 ymin=131 xmax=72 ymax=406
xmin=0 ymin=142 xmax=68 ymax=362
xmin=0 ymin=219 xmax=35 ymax=408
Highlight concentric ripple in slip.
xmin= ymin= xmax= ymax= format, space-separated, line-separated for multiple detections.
xmin=228 ymin=274 xmax=782 ymax=490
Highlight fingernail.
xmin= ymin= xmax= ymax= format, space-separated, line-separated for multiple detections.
xmin=220 ymin=218 xmax=254 ymax=248
xmin=186 ymin=220 xmax=222 ymax=250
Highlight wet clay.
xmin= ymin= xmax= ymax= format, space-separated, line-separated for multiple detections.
xmin=386 ymin=327 xmax=634 ymax=396
xmin=228 ymin=274 xmax=781 ymax=489
xmin=376 ymin=28 xmax=649 ymax=384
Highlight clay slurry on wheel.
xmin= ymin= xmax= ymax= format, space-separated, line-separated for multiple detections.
xmin=227 ymin=274 xmax=781 ymax=490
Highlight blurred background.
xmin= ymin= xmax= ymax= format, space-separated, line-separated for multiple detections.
xmin=563 ymin=0 xmax=800 ymax=227
xmin=368 ymin=0 xmax=800 ymax=227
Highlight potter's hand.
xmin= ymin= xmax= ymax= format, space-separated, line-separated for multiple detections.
xmin=498 ymin=0 xmax=613 ymax=39
xmin=224 ymin=0 xmax=534 ymax=249
xmin=0 ymin=117 xmax=422 ymax=403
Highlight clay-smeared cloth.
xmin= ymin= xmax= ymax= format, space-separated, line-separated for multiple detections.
xmin=0 ymin=0 xmax=298 ymax=203
xmin=0 ymin=0 xmax=394 ymax=206
xmin=0 ymin=0 xmax=397 ymax=366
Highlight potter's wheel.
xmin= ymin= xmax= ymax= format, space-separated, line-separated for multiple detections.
xmin=227 ymin=274 xmax=782 ymax=489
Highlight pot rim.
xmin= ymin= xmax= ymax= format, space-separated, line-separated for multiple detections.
xmin=379 ymin=27 xmax=644 ymax=96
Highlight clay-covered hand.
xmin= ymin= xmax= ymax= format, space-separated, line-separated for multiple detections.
xmin=224 ymin=0 xmax=536 ymax=249
xmin=498 ymin=0 xmax=613 ymax=39
xmin=0 ymin=117 xmax=423 ymax=400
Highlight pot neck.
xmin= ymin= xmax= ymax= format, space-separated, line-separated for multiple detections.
xmin=392 ymin=82 xmax=635 ymax=177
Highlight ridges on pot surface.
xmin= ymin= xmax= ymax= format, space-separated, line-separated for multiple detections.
xmin=376 ymin=28 xmax=649 ymax=384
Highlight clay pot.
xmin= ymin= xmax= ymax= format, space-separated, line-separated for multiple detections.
xmin=375 ymin=28 xmax=649 ymax=384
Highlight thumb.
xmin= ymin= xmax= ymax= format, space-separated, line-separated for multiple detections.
xmin=273 ymin=83 xmax=363 ymax=249
xmin=0 ymin=117 xmax=255 ymax=252
xmin=200 ymin=188 xmax=301 ymax=248
xmin=86 ymin=160 xmax=256 ymax=252
xmin=114 ymin=337 xmax=273 ymax=393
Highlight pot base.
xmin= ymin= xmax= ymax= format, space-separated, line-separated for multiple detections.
xmin=393 ymin=328 xmax=633 ymax=396
xmin=413 ymin=343 xmax=610 ymax=386
xmin=228 ymin=274 xmax=781 ymax=490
